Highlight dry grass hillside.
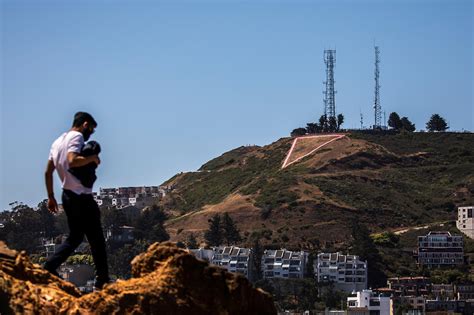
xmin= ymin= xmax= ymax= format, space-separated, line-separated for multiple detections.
xmin=160 ymin=131 xmax=474 ymax=250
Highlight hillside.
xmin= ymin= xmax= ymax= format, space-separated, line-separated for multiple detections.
xmin=160 ymin=131 xmax=474 ymax=250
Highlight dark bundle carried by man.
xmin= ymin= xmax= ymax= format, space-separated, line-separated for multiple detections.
xmin=68 ymin=140 xmax=101 ymax=188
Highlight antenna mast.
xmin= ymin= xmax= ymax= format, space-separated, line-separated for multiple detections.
xmin=323 ymin=50 xmax=336 ymax=119
xmin=373 ymin=46 xmax=381 ymax=129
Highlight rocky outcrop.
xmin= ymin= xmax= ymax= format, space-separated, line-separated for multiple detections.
xmin=0 ymin=242 xmax=276 ymax=314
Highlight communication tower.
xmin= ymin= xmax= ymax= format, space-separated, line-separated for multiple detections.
xmin=323 ymin=50 xmax=336 ymax=119
xmin=373 ymin=46 xmax=382 ymax=129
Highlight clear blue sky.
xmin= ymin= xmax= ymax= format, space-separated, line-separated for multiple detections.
xmin=1 ymin=0 xmax=473 ymax=210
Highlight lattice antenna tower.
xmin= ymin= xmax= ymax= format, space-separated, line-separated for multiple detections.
xmin=323 ymin=50 xmax=336 ymax=119
xmin=373 ymin=46 xmax=382 ymax=129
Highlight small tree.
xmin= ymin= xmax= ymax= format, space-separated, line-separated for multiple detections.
xmin=400 ymin=117 xmax=416 ymax=132
xmin=222 ymin=213 xmax=241 ymax=245
xmin=306 ymin=123 xmax=319 ymax=134
xmin=186 ymin=233 xmax=198 ymax=249
xmin=388 ymin=112 xmax=402 ymax=130
xmin=133 ymin=206 xmax=169 ymax=242
xmin=328 ymin=116 xmax=338 ymax=132
xmin=251 ymin=238 xmax=264 ymax=282
xmin=204 ymin=214 xmax=223 ymax=246
xmin=319 ymin=115 xmax=328 ymax=132
xmin=336 ymin=114 xmax=344 ymax=131
xmin=291 ymin=128 xmax=307 ymax=137
xmin=426 ymin=114 xmax=449 ymax=132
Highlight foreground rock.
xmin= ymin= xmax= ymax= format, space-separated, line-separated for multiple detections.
xmin=0 ymin=242 xmax=276 ymax=314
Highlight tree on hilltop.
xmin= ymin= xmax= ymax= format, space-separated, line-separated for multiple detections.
xmin=388 ymin=112 xmax=402 ymax=130
xmin=328 ymin=116 xmax=338 ymax=132
xmin=319 ymin=115 xmax=328 ymax=132
xmin=337 ymin=114 xmax=344 ymax=131
xmin=306 ymin=123 xmax=319 ymax=134
xmin=426 ymin=114 xmax=449 ymax=132
xmin=400 ymin=117 xmax=416 ymax=132
xmin=291 ymin=128 xmax=307 ymax=137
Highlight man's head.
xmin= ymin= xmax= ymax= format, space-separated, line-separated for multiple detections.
xmin=72 ymin=112 xmax=97 ymax=141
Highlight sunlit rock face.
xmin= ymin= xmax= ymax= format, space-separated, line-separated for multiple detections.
xmin=0 ymin=241 xmax=276 ymax=315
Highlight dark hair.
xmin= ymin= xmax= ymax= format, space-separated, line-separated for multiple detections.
xmin=72 ymin=112 xmax=97 ymax=128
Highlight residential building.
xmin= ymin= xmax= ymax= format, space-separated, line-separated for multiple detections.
xmin=105 ymin=225 xmax=135 ymax=243
xmin=387 ymin=277 xmax=431 ymax=297
xmin=59 ymin=264 xmax=94 ymax=287
xmin=347 ymin=290 xmax=392 ymax=315
xmin=128 ymin=196 xmax=158 ymax=208
xmin=456 ymin=284 xmax=474 ymax=300
xmin=211 ymin=246 xmax=253 ymax=279
xmin=112 ymin=197 xmax=129 ymax=208
xmin=316 ymin=252 xmax=367 ymax=292
xmin=431 ymin=284 xmax=455 ymax=299
xmin=457 ymin=206 xmax=474 ymax=239
xmin=95 ymin=185 xmax=172 ymax=208
xmin=41 ymin=238 xmax=57 ymax=258
xmin=262 ymin=249 xmax=307 ymax=279
xmin=416 ymin=231 xmax=464 ymax=267
xmin=399 ymin=296 xmax=425 ymax=315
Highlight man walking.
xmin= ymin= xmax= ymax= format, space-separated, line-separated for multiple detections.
xmin=44 ymin=112 xmax=110 ymax=289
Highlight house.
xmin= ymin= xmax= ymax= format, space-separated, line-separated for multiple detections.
xmin=347 ymin=290 xmax=392 ymax=315
xmin=262 ymin=249 xmax=307 ymax=279
xmin=457 ymin=206 xmax=474 ymax=239
xmin=316 ymin=252 xmax=367 ymax=292
xmin=416 ymin=231 xmax=464 ymax=267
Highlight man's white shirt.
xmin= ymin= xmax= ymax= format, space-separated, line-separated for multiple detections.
xmin=49 ymin=131 xmax=92 ymax=195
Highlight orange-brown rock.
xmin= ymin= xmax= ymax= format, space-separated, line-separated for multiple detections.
xmin=0 ymin=242 xmax=276 ymax=314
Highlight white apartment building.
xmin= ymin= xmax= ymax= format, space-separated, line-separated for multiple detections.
xmin=316 ymin=252 xmax=367 ymax=292
xmin=457 ymin=206 xmax=474 ymax=239
xmin=347 ymin=290 xmax=392 ymax=315
xmin=211 ymin=246 xmax=252 ymax=278
xmin=262 ymin=249 xmax=307 ymax=279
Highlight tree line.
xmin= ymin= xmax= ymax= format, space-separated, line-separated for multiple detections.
xmin=291 ymin=114 xmax=345 ymax=137
xmin=291 ymin=112 xmax=449 ymax=136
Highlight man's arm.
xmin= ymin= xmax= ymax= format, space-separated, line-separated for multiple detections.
xmin=45 ymin=160 xmax=58 ymax=213
xmin=67 ymin=152 xmax=100 ymax=168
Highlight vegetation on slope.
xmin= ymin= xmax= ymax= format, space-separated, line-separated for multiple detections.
xmin=162 ymin=132 xmax=474 ymax=250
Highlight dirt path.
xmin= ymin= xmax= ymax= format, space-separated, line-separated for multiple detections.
xmin=392 ymin=221 xmax=451 ymax=235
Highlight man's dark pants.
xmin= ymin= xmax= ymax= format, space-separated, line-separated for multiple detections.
xmin=44 ymin=190 xmax=109 ymax=283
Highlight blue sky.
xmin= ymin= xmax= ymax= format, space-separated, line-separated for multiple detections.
xmin=1 ymin=0 xmax=473 ymax=210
